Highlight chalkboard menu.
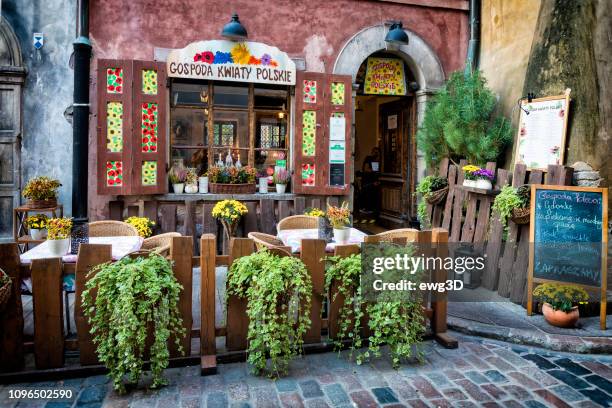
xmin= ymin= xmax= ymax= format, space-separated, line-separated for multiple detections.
xmin=528 ymin=185 xmax=608 ymax=328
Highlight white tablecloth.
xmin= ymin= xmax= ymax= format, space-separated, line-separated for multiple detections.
xmin=277 ymin=228 xmax=367 ymax=253
xmin=20 ymin=236 xmax=144 ymax=265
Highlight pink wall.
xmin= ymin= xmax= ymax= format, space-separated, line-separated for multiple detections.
xmin=88 ymin=0 xmax=468 ymax=219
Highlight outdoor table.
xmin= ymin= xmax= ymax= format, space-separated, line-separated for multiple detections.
xmin=277 ymin=228 xmax=367 ymax=253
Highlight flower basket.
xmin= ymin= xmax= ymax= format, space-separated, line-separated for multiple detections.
xmin=209 ymin=183 xmax=256 ymax=194
xmin=425 ymin=187 xmax=448 ymax=205
xmin=511 ymin=207 xmax=530 ymax=225
xmin=26 ymin=198 xmax=57 ymax=209
xmin=0 ymin=268 xmax=12 ymax=312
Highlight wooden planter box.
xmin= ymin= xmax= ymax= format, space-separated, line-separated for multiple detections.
xmin=209 ymin=183 xmax=256 ymax=194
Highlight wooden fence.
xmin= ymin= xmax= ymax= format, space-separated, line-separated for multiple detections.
xmin=0 ymin=230 xmax=454 ymax=380
xmin=425 ymin=160 xmax=574 ymax=303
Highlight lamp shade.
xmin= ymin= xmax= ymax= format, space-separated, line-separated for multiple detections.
xmin=221 ymin=13 xmax=248 ymax=41
xmin=385 ymin=22 xmax=409 ymax=45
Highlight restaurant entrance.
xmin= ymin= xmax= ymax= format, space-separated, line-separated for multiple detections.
xmin=353 ymin=54 xmax=417 ymax=229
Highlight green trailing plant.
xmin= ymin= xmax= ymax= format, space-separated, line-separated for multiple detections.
xmin=228 ymin=250 xmax=312 ymax=377
xmin=82 ymin=254 xmax=186 ymax=393
xmin=416 ymin=176 xmax=448 ymax=229
xmin=324 ymin=254 xmax=364 ymax=353
xmin=492 ymin=185 xmax=530 ymax=229
xmin=417 ymin=70 xmax=513 ymax=167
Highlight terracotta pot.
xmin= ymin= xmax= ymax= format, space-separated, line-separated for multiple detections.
xmin=542 ymin=303 xmax=579 ymax=328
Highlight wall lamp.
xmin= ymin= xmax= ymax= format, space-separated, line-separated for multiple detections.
xmin=221 ymin=13 xmax=248 ymax=41
xmin=385 ymin=21 xmax=409 ymax=46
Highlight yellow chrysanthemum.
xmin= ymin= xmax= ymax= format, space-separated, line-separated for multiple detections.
xmin=462 ymin=165 xmax=480 ymax=172
xmin=231 ymin=43 xmax=251 ymax=65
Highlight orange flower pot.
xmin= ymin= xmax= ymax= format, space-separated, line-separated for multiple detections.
xmin=542 ymin=303 xmax=579 ymax=328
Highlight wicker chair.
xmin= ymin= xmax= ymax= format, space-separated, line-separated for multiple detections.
xmin=276 ymin=215 xmax=318 ymax=232
xmin=141 ymin=232 xmax=181 ymax=256
xmin=88 ymin=220 xmax=139 ymax=237
xmin=247 ymin=232 xmax=285 ymax=251
xmin=369 ymin=228 xmax=420 ymax=243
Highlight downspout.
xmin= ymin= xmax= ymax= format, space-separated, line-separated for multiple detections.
xmin=464 ymin=0 xmax=480 ymax=75
xmin=72 ymin=0 xmax=92 ymax=224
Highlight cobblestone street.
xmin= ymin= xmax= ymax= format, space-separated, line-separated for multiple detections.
xmin=1 ymin=333 xmax=611 ymax=408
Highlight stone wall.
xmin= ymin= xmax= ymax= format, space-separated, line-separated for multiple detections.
xmin=3 ymin=0 xmax=76 ymax=215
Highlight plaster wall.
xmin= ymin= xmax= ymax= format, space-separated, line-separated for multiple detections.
xmin=3 ymin=0 xmax=76 ymax=214
xmin=478 ymin=0 xmax=542 ymax=167
xmin=87 ymin=0 xmax=468 ymax=219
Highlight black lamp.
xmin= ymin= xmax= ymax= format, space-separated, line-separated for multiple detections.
xmin=385 ymin=21 xmax=409 ymax=46
xmin=221 ymin=13 xmax=248 ymax=41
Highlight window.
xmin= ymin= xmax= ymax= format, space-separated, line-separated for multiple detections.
xmin=170 ymin=80 xmax=289 ymax=175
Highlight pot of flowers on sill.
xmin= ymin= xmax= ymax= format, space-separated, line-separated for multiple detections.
xmin=257 ymin=170 xmax=270 ymax=194
xmin=25 ymin=214 xmax=49 ymax=240
xmin=327 ymin=202 xmax=351 ymax=244
xmin=273 ymin=168 xmax=290 ymax=194
xmin=492 ymin=184 xmax=531 ymax=229
xmin=184 ymin=168 xmax=199 ymax=194
xmin=169 ymin=167 xmax=187 ymax=194
xmin=23 ymin=176 xmax=61 ymax=209
xmin=533 ymin=283 xmax=589 ymax=328
xmin=473 ymin=168 xmax=494 ymax=190
xmin=462 ymin=165 xmax=480 ymax=188
xmin=207 ymin=165 xmax=257 ymax=194
xmin=47 ymin=217 xmax=73 ymax=257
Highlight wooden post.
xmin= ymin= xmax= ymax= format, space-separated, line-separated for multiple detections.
xmin=160 ymin=204 xmax=177 ymax=233
xmin=259 ymin=199 xmax=276 ymax=235
xmin=226 ymin=238 xmax=254 ymax=351
xmin=294 ymin=197 xmax=306 ymax=214
xmin=75 ymin=244 xmax=112 ymax=365
xmin=200 ymin=234 xmax=217 ymax=375
xmin=31 ymin=258 xmax=64 ymax=368
xmin=0 ymin=243 xmax=24 ymax=372
xmin=169 ymin=236 xmax=193 ymax=358
xmin=300 ymin=239 xmax=327 ymax=343
xmin=430 ymin=229 xmax=457 ymax=348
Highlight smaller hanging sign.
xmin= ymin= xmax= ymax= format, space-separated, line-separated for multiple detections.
xmin=330 ymin=164 xmax=345 ymax=186
xmin=33 ymin=33 xmax=44 ymax=49
xmin=329 ymin=116 xmax=345 ymax=141
xmin=387 ymin=114 xmax=398 ymax=130
xmin=329 ymin=141 xmax=346 ymax=164
xmin=364 ymin=57 xmax=406 ymax=96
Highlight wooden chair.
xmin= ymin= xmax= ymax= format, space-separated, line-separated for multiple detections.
xmin=247 ymin=232 xmax=284 ymax=251
xmin=276 ymin=215 xmax=318 ymax=232
xmin=88 ymin=220 xmax=139 ymax=237
xmin=141 ymin=232 xmax=181 ymax=256
xmin=368 ymin=228 xmax=420 ymax=243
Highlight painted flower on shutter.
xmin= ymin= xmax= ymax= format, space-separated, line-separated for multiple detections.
xmin=301 ymin=164 xmax=315 ymax=186
xmin=141 ymin=103 xmax=158 ymax=152
xmin=142 ymin=69 xmax=158 ymax=95
xmin=302 ymin=111 xmax=316 ymax=156
xmin=331 ymin=82 xmax=345 ymax=105
xmin=106 ymin=102 xmax=123 ymax=152
xmin=303 ymin=80 xmax=316 ymax=103
xmin=106 ymin=68 xmax=123 ymax=94
xmin=142 ymin=161 xmax=157 ymax=185
xmin=106 ymin=161 xmax=123 ymax=186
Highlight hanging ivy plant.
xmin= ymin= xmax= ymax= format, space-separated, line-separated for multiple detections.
xmin=82 ymin=254 xmax=186 ymax=393
xmin=324 ymin=254 xmax=364 ymax=353
xmin=228 ymin=250 xmax=312 ymax=377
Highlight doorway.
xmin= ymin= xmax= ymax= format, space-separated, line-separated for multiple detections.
xmin=353 ymin=54 xmax=417 ymax=230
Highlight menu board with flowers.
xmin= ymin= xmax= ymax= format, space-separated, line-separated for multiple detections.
xmin=515 ymin=92 xmax=571 ymax=171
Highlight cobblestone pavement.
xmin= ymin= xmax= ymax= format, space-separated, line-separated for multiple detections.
xmin=1 ymin=333 xmax=611 ymax=408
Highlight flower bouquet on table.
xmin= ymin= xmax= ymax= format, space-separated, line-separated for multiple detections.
xmin=23 ymin=176 xmax=61 ymax=208
xmin=25 ymin=214 xmax=49 ymax=240
xmin=125 ymin=216 xmax=156 ymax=238
xmin=47 ymin=217 xmax=73 ymax=256
xmin=306 ymin=207 xmax=331 ymax=242
xmin=211 ymin=199 xmax=248 ymax=242
xmin=169 ymin=167 xmax=187 ymax=194
xmin=327 ymin=202 xmax=351 ymax=244
xmin=533 ymin=283 xmax=589 ymax=328
xmin=272 ymin=168 xmax=290 ymax=194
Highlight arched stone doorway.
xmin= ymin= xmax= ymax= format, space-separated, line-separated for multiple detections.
xmin=0 ymin=16 xmax=25 ymax=241
xmin=333 ymin=24 xmax=445 ymax=227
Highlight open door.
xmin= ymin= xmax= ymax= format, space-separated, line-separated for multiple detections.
xmin=378 ymin=98 xmax=414 ymax=227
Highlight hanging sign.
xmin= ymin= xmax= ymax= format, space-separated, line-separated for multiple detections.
xmin=329 ymin=141 xmax=346 ymax=164
xmin=330 ymin=164 xmax=345 ymax=186
xmin=167 ymin=40 xmax=296 ymax=85
xmin=527 ymin=185 xmax=608 ymax=329
xmin=515 ymin=91 xmax=570 ymax=171
xmin=329 ymin=116 xmax=345 ymax=141
xmin=364 ymin=57 xmax=406 ymax=96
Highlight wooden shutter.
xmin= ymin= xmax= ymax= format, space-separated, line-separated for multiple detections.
xmin=97 ymin=59 xmax=133 ymax=195
xmin=96 ymin=60 xmax=168 ymax=195
xmin=293 ymin=72 xmax=352 ymax=195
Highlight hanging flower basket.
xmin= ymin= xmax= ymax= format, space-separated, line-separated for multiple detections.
xmin=425 ymin=187 xmax=449 ymax=205
xmin=511 ymin=207 xmax=530 ymax=225
xmin=209 ymin=183 xmax=256 ymax=194
xmin=0 ymin=268 xmax=12 ymax=312
xmin=26 ymin=198 xmax=57 ymax=209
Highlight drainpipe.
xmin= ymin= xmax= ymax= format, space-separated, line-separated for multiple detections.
xmin=464 ymin=0 xmax=480 ymax=75
xmin=72 ymin=0 xmax=92 ymax=224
